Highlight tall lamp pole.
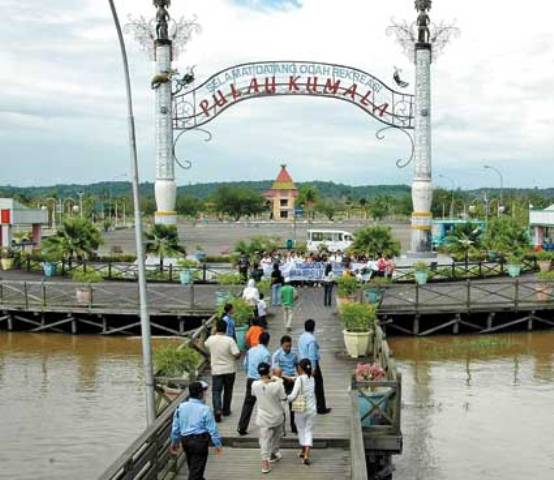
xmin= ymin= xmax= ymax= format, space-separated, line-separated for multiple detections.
xmin=484 ymin=164 xmax=504 ymax=217
xmin=438 ymin=174 xmax=456 ymax=219
xmin=107 ymin=0 xmax=156 ymax=426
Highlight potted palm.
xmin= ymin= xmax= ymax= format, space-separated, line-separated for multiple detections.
xmin=144 ymin=224 xmax=186 ymax=271
xmin=71 ymin=268 xmax=103 ymax=305
xmin=41 ymin=251 xmax=60 ymax=277
xmin=0 ymin=248 xmax=15 ymax=271
xmin=536 ymin=251 xmax=552 ymax=273
xmin=413 ymin=261 xmax=429 ymax=285
xmin=177 ymin=258 xmax=199 ymax=285
xmin=336 ymin=275 xmax=360 ymax=306
xmin=340 ymin=302 xmax=377 ymax=358
xmin=506 ymin=254 xmax=522 ymax=278
xmin=365 ymin=276 xmax=391 ymax=305
xmin=536 ymin=271 xmax=554 ymax=302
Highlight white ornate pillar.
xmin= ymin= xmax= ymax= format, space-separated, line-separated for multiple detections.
xmin=154 ymin=40 xmax=177 ymax=225
xmin=409 ymin=42 xmax=435 ymax=257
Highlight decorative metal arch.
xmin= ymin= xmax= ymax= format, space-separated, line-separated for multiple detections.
xmin=172 ymin=61 xmax=415 ymax=167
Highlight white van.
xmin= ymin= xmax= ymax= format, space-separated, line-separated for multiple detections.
xmin=306 ymin=229 xmax=353 ymax=253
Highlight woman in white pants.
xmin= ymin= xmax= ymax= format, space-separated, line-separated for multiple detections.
xmin=288 ymin=358 xmax=317 ymax=465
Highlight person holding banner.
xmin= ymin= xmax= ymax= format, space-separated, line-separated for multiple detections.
xmin=270 ymin=263 xmax=284 ymax=306
xmin=322 ymin=262 xmax=335 ymax=307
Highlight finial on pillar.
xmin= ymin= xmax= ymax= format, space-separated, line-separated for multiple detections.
xmin=415 ymin=0 xmax=432 ymax=44
xmin=154 ymin=0 xmax=171 ymax=41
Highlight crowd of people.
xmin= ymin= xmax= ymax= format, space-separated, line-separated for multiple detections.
xmin=170 ymin=284 xmax=333 ymax=478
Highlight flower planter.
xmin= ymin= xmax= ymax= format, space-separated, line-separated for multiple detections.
xmin=179 ymin=269 xmax=193 ymax=285
xmin=235 ymin=324 xmax=249 ymax=352
xmin=1 ymin=258 xmax=14 ymax=271
xmin=507 ymin=264 xmax=521 ymax=278
xmin=76 ymin=287 xmax=92 ymax=305
xmin=414 ymin=271 xmax=428 ymax=285
xmin=365 ymin=288 xmax=382 ymax=305
xmin=42 ymin=262 xmax=57 ymax=277
xmin=358 ymin=386 xmax=392 ymax=427
xmin=343 ymin=329 xmax=373 ymax=358
xmin=536 ymin=284 xmax=552 ymax=302
xmin=538 ymin=261 xmax=551 ymax=273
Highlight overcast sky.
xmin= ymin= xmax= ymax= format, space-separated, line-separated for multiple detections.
xmin=1 ymin=0 xmax=553 ymax=189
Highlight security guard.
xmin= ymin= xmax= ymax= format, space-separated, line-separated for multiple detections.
xmin=170 ymin=381 xmax=223 ymax=480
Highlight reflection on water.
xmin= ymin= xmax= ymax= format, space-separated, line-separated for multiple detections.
xmin=0 ymin=332 xmax=178 ymax=480
xmin=390 ymin=332 xmax=554 ymax=480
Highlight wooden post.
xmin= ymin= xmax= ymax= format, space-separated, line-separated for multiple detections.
xmin=24 ymin=281 xmax=29 ymax=310
xmin=42 ymin=283 xmax=47 ymax=307
xmin=478 ymin=261 xmax=483 ymax=278
xmin=413 ymin=314 xmax=420 ymax=335
xmin=108 ymin=262 xmax=112 ymax=279
xmin=466 ymin=279 xmax=471 ymax=313
xmin=527 ymin=311 xmax=534 ymax=331
xmin=26 ymin=256 xmax=31 ymax=272
xmin=89 ymin=285 xmax=94 ymax=309
xmin=0 ymin=281 xmax=3 ymax=303
xmin=179 ymin=317 xmax=184 ymax=335
xmin=71 ymin=317 xmax=77 ymax=335
xmin=190 ymin=284 xmax=195 ymax=308
xmin=486 ymin=312 xmax=495 ymax=330
xmin=514 ymin=279 xmax=519 ymax=311
xmin=169 ymin=264 xmax=173 ymax=282
xmin=415 ymin=282 xmax=419 ymax=314
xmin=202 ymin=264 xmax=207 ymax=282
xmin=83 ymin=260 xmax=87 ymax=273
xmin=7 ymin=314 xmax=13 ymax=331
xmin=453 ymin=313 xmax=460 ymax=334
xmin=102 ymin=316 xmax=107 ymax=334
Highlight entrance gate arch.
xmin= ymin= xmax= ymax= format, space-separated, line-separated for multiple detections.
xmin=143 ymin=0 xmax=448 ymax=257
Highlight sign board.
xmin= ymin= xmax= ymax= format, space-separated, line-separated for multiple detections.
xmin=173 ymin=61 xmax=414 ymax=131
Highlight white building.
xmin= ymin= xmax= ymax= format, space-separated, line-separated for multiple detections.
xmin=529 ymin=204 xmax=554 ymax=250
xmin=0 ymin=198 xmax=48 ymax=248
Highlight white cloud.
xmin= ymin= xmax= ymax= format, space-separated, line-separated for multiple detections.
xmin=0 ymin=0 xmax=553 ymax=188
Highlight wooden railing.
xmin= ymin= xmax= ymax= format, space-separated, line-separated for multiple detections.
xmin=0 ymin=279 xmax=223 ymax=315
xmin=350 ymin=390 xmax=369 ymax=480
xmin=369 ymin=279 xmax=554 ymax=315
xmin=101 ymin=315 xmax=217 ymax=480
xmin=352 ymin=324 xmax=402 ymax=454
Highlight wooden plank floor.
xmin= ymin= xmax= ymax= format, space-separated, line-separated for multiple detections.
xmin=178 ymin=287 xmax=358 ymax=478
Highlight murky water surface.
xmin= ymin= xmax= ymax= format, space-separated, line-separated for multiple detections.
xmin=0 ymin=333 xmax=178 ymax=480
xmin=1 ymin=331 xmax=553 ymax=479
xmin=390 ymin=332 xmax=554 ymax=480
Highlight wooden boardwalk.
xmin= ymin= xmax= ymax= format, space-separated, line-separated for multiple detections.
xmin=177 ymin=288 xmax=358 ymax=479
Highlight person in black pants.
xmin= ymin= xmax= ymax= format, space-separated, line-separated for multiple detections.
xmin=170 ymin=381 xmax=223 ymax=480
xmin=322 ymin=262 xmax=335 ymax=307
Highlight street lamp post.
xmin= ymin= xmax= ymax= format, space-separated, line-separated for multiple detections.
xmin=439 ymin=174 xmax=456 ymax=219
xmin=484 ymin=165 xmax=504 ymax=217
xmin=108 ymin=0 xmax=156 ymax=426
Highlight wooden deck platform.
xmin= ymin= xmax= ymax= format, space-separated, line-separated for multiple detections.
xmin=178 ymin=288 xmax=357 ymax=478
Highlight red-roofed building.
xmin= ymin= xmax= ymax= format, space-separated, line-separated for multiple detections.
xmin=264 ymin=164 xmax=298 ymax=221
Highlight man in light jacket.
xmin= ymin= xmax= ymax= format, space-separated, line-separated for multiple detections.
xmin=251 ymin=362 xmax=287 ymax=474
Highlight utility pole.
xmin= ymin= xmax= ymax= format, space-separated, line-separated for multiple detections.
xmin=108 ymin=0 xmax=156 ymax=426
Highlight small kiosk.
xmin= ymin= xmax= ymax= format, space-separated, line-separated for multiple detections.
xmin=530 ymin=204 xmax=554 ymax=250
xmin=0 ymin=198 xmax=49 ymax=248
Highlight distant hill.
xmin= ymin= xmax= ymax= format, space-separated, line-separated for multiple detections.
xmin=1 ymin=181 xmax=553 ymax=203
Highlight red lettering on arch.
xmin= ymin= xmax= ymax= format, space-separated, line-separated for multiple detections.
xmin=375 ymin=102 xmax=389 ymax=117
xmin=360 ymin=89 xmax=372 ymax=106
xmin=212 ymin=90 xmax=227 ymax=107
xmin=342 ymin=83 xmax=358 ymax=100
xmin=247 ymin=78 xmax=259 ymax=94
xmin=288 ymin=75 xmax=300 ymax=91
xmin=306 ymin=77 xmax=319 ymax=93
xmin=323 ymin=78 xmax=341 ymax=94
xmin=264 ymin=76 xmax=276 ymax=94
xmin=230 ymin=84 xmax=241 ymax=101
xmin=199 ymin=99 xmax=210 ymax=117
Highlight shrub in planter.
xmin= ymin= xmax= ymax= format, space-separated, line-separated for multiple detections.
xmin=506 ymin=254 xmax=522 ymax=278
xmin=154 ymin=344 xmax=203 ymax=380
xmin=536 ymin=271 xmax=554 ymax=301
xmin=536 ymin=251 xmax=552 ymax=273
xmin=340 ymin=302 xmax=377 ymax=358
xmin=71 ymin=268 xmax=103 ymax=304
xmin=336 ymin=275 xmax=360 ymax=301
xmin=364 ymin=277 xmax=391 ymax=304
xmin=178 ymin=258 xmax=200 ymax=285
xmin=218 ymin=272 xmax=243 ymax=286
xmin=413 ymin=261 xmax=429 ymax=285
xmin=0 ymin=248 xmax=15 ymax=271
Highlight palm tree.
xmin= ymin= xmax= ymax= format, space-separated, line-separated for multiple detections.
xmin=144 ymin=224 xmax=185 ymax=269
xmin=445 ymin=223 xmax=483 ymax=266
xmin=298 ymin=185 xmax=319 ymax=221
xmin=350 ymin=226 xmax=401 ymax=259
xmin=42 ymin=218 xmax=102 ymax=262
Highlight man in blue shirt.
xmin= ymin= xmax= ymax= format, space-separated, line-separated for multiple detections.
xmin=237 ymin=331 xmax=271 ymax=435
xmin=298 ymin=319 xmax=331 ymax=415
xmin=222 ymin=303 xmax=236 ymax=339
xmin=272 ymin=334 xmax=298 ymax=433
xmin=170 ymin=381 xmax=223 ymax=480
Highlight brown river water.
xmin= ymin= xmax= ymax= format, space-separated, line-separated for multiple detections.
xmin=1 ymin=331 xmax=553 ymax=480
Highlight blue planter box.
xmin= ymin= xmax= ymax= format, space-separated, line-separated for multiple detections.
xmin=235 ymin=325 xmax=249 ymax=352
xmin=179 ymin=270 xmax=192 ymax=285
xmin=358 ymin=388 xmax=391 ymax=427
xmin=42 ymin=262 xmax=57 ymax=277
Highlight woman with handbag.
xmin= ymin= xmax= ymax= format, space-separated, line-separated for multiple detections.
xmin=287 ymin=358 xmax=317 ymax=465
